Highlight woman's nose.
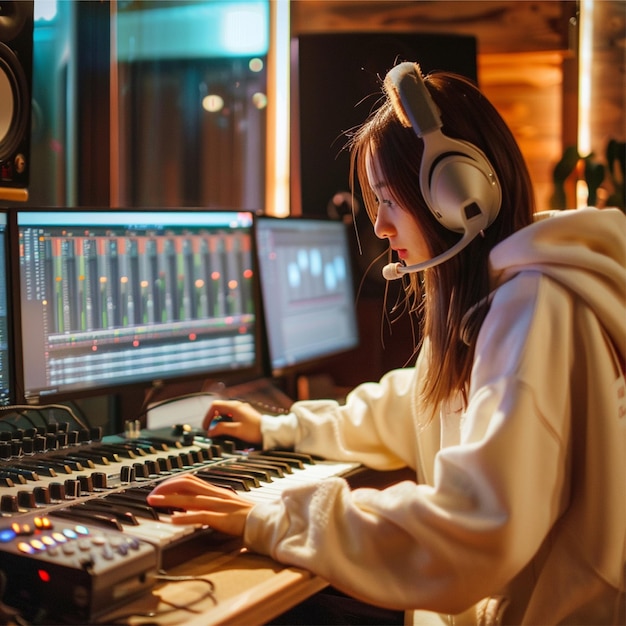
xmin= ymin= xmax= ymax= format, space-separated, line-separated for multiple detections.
xmin=374 ymin=209 xmax=394 ymax=240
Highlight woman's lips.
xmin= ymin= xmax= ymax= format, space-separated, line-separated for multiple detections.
xmin=395 ymin=249 xmax=408 ymax=260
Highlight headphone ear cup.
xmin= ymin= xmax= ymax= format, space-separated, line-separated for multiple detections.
xmin=384 ymin=62 xmax=502 ymax=238
xmin=420 ymin=138 xmax=501 ymax=233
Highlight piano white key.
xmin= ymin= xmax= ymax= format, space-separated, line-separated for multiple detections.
xmin=241 ymin=461 xmax=359 ymax=503
xmin=121 ymin=517 xmax=201 ymax=544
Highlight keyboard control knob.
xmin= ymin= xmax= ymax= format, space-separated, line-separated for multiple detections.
xmin=120 ymin=466 xmax=136 ymax=483
xmin=1 ymin=495 xmax=18 ymax=512
xmin=17 ymin=491 xmax=36 ymax=509
xmin=92 ymin=472 xmax=108 ymax=489
xmin=49 ymin=482 xmax=66 ymax=500
xmin=33 ymin=486 xmax=51 ymax=505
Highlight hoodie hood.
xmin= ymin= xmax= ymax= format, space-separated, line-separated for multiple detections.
xmin=489 ymin=207 xmax=626 ymax=360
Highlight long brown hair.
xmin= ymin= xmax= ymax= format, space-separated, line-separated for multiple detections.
xmin=349 ymin=70 xmax=535 ymax=419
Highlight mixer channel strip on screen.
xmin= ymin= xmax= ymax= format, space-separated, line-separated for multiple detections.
xmin=0 ymin=425 xmax=359 ymax=623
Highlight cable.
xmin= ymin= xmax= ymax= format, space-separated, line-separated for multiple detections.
xmin=102 ymin=571 xmax=217 ymax=624
xmin=0 ymin=404 xmax=90 ymax=431
xmin=67 ymin=401 xmax=93 ymax=430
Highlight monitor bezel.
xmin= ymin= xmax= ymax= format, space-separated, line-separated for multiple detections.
xmin=10 ymin=207 xmax=265 ymax=405
xmin=0 ymin=209 xmax=16 ymax=407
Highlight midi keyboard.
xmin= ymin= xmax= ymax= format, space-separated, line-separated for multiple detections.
xmin=0 ymin=425 xmax=359 ymax=624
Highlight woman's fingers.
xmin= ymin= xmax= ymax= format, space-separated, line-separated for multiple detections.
xmin=147 ymin=474 xmax=254 ymax=536
xmin=149 ymin=473 xmax=223 ymax=497
xmin=147 ymin=493 xmax=249 ymax=513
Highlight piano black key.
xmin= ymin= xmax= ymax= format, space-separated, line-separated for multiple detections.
xmin=71 ymin=501 xmax=140 ymax=526
xmin=96 ymin=444 xmax=139 ymax=459
xmin=203 ymin=466 xmax=260 ymax=488
xmin=137 ymin=436 xmax=182 ymax=449
xmin=133 ymin=438 xmax=170 ymax=452
xmin=101 ymin=494 xmax=160 ymax=520
xmin=52 ymin=454 xmax=94 ymax=469
xmin=51 ymin=507 xmax=124 ymax=532
xmin=2 ymin=467 xmax=39 ymax=481
xmin=29 ymin=458 xmax=75 ymax=474
xmin=11 ymin=462 xmax=57 ymax=477
xmin=61 ymin=451 xmax=109 ymax=465
xmin=0 ymin=471 xmax=26 ymax=484
xmin=238 ymin=459 xmax=286 ymax=478
xmin=87 ymin=447 xmax=121 ymax=462
xmin=112 ymin=487 xmax=153 ymax=503
xmin=226 ymin=463 xmax=273 ymax=482
xmin=58 ymin=458 xmax=86 ymax=471
xmin=260 ymin=450 xmax=316 ymax=464
xmin=195 ymin=471 xmax=251 ymax=491
xmin=249 ymin=452 xmax=302 ymax=470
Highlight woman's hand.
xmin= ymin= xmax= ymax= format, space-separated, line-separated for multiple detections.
xmin=202 ymin=399 xmax=263 ymax=444
xmin=147 ymin=474 xmax=254 ymax=536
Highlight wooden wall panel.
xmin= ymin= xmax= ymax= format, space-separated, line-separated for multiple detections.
xmin=289 ymin=0 xmax=580 ymax=211
xmin=290 ymin=1 xmax=575 ymax=54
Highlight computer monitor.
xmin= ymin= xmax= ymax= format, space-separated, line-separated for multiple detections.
xmin=0 ymin=211 xmax=13 ymax=406
xmin=255 ymin=216 xmax=359 ymax=377
xmin=14 ymin=209 xmax=260 ymax=402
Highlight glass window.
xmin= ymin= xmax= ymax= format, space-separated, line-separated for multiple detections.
xmin=23 ymin=0 xmax=268 ymax=209
xmin=115 ymin=0 xmax=269 ymax=209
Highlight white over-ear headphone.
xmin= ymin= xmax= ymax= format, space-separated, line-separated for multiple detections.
xmin=381 ymin=62 xmax=502 ymax=280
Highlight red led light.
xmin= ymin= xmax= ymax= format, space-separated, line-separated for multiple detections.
xmin=37 ymin=569 xmax=51 ymax=583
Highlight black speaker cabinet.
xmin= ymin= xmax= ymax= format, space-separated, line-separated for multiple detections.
xmin=291 ymin=32 xmax=478 ymax=219
xmin=0 ymin=0 xmax=34 ymax=196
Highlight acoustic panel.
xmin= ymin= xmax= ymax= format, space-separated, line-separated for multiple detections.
xmin=291 ymin=32 xmax=478 ymax=218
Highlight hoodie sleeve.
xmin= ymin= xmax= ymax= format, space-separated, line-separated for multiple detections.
xmin=260 ymin=366 xmax=418 ymax=470
xmin=244 ymin=272 xmax=575 ymax=614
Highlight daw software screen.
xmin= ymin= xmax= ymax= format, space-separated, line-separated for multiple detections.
xmin=16 ymin=210 xmax=258 ymax=401
xmin=255 ymin=216 xmax=359 ymax=374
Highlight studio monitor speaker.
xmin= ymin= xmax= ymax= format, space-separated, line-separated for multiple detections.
xmin=0 ymin=0 xmax=34 ymax=201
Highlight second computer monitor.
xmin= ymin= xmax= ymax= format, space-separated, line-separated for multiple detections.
xmin=255 ymin=216 xmax=359 ymax=376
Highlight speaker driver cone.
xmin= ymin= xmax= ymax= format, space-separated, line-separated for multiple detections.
xmin=0 ymin=42 xmax=28 ymax=163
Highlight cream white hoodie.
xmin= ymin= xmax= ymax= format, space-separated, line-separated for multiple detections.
xmin=245 ymin=207 xmax=626 ymax=625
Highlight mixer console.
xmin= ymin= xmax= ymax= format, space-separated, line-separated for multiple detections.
xmin=0 ymin=424 xmax=359 ymax=623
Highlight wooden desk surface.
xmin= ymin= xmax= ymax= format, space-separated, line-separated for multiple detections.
xmin=100 ymin=545 xmax=328 ymax=625
xmin=99 ymin=467 xmax=414 ymax=625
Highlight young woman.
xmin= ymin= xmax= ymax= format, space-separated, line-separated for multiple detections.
xmin=148 ymin=64 xmax=626 ymax=625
